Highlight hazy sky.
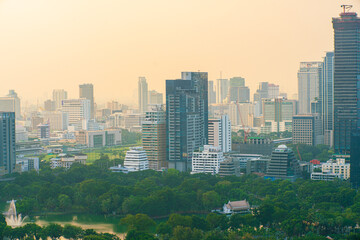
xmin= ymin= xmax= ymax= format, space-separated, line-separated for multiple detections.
xmin=0 ymin=0 xmax=358 ymax=106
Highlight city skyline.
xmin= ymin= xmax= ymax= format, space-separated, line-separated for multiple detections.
xmin=0 ymin=0 xmax=358 ymax=105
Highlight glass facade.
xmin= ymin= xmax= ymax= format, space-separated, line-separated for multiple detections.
xmin=333 ymin=12 xmax=360 ymax=153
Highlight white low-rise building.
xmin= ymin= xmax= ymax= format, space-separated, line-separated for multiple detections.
xmin=311 ymin=171 xmax=342 ymax=181
xmin=50 ymin=154 xmax=87 ymax=169
xmin=124 ymin=147 xmax=149 ymax=171
xmin=192 ymin=145 xmax=225 ymax=174
xmin=322 ymin=158 xmax=350 ymax=180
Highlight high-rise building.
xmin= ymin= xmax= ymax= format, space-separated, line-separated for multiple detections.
xmin=148 ymin=90 xmax=163 ymax=105
xmin=208 ymin=80 xmax=216 ymax=104
xmin=191 ymin=145 xmax=225 ymax=174
xmin=333 ymin=10 xmax=360 ymax=153
xmin=262 ymin=98 xmax=297 ymax=133
xmin=52 ymin=89 xmax=68 ymax=110
xmin=208 ymin=115 xmax=231 ymax=153
xmin=0 ymin=90 xmax=21 ymax=119
xmin=216 ymin=79 xmax=229 ymax=104
xmin=42 ymin=111 xmax=69 ymax=131
xmin=44 ymin=100 xmax=56 ymax=112
xmin=266 ymin=145 xmax=300 ymax=181
xmin=37 ymin=123 xmax=50 ymax=139
xmin=166 ymin=72 xmax=208 ymax=171
xmin=138 ymin=77 xmax=148 ymax=113
xmin=322 ymin=52 xmax=334 ymax=147
xmin=298 ymin=62 xmax=323 ymax=114
xmin=142 ymin=105 xmax=166 ymax=170
xmin=0 ymin=112 xmax=16 ymax=175
xmin=268 ymin=84 xmax=280 ymax=99
xmin=61 ymin=99 xmax=91 ymax=125
xmin=124 ymin=147 xmax=149 ymax=171
xmin=230 ymin=86 xmax=250 ymax=103
xmin=79 ymin=84 xmax=94 ymax=119
xmin=351 ymin=132 xmax=360 ymax=188
xmin=292 ymin=114 xmax=323 ymax=146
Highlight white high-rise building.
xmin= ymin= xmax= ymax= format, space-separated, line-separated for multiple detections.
xmin=124 ymin=147 xmax=149 ymax=171
xmin=138 ymin=77 xmax=148 ymax=113
xmin=298 ymin=62 xmax=322 ymax=114
xmin=53 ymin=89 xmax=68 ymax=110
xmin=192 ymin=145 xmax=225 ymax=174
xmin=61 ymin=99 xmax=91 ymax=125
xmin=208 ymin=115 xmax=231 ymax=153
xmin=216 ymin=79 xmax=229 ymax=104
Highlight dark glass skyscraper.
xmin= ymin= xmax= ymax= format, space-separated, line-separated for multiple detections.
xmin=333 ymin=11 xmax=360 ymax=153
xmin=0 ymin=112 xmax=16 ymax=175
xmin=166 ymin=72 xmax=208 ymax=171
xmin=351 ymin=132 xmax=360 ymax=188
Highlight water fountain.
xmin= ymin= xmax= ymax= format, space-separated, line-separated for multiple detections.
xmin=3 ymin=200 xmax=27 ymax=227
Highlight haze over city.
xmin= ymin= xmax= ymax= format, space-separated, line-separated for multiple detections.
xmin=1 ymin=0 xmax=358 ymax=104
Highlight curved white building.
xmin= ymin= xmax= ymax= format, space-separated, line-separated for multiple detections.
xmin=124 ymin=147 xmax=149 ymax=172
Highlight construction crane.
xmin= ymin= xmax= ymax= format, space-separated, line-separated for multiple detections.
xmin=341 ymin=5 xmax=353 ymax=13
xmin=236 ymin=101 xmax=251 ymax=143
xmin=296 ymin=145 xmax=302 ymax=161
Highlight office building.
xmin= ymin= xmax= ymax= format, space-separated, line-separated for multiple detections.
xmin=166 ymin=72 xmax=208 ymax=171
xmin=148 ymin=90 xmax=163 ymax=105
xmin=322 ymin=52 xmax=335 ymax=147
xmin=0 ymin=90 xmax=21 ymax=120
xmin=333 ymin=10 xmax=360 ymax=153
xmin=142 ymin=105 xmax=166 ymax=170
xmin=208 ymin=80 xmax=216 ymax=104
xmin=292 ymin=114 xmax=323 ymax=146
xmin=262 ymin=98 xmax=296 ymax=133
xmin=42 ymin=111 xmax=69 ymax=131
xmin=351 ymin=132 xmax=360 ymax=188
xmin=216 ymin=79 xmax=229 ymax=104
xmin=50 ymin=154 xmax=87 ymax=169
xmin=61 ymin=99 xmax=91 ymax=125
xmin=37 ymin=123 xmax=50 ymax=139
xmin=44 ymin=100 xmax=56 ymax=112
xmin=191 ymin=145 xmax=224 ymax=174
xmin=268 ymin=84 xmax=280 ymax=99
xmin=266 ymin=145 xmax=300 ymax=181
xmin=52 ymin=89 xmax=68 ymax=110
xmin=16 ymin=157 xmax=40 ymax=172
xmin=230 ymin=86 xmax=250 ymax=103
xmin=138 ymin=77 xmax=148 ymax=113
xmin=218 ymin=159 xmax=236 ymax=177
xmin=0 ymin=112 xmax=16 ymax=175
xmin=79 ymin=84 xmax=95 ymax=119
xmin=208 ymin=115 xmax=231 ymax=153
xmin=124 ymin=147 xmax=149 ymax=171
xmin=298 ymin=62 xmax=323 ymax=114
xmin=76 ymin=129 xmax=121 ymax=147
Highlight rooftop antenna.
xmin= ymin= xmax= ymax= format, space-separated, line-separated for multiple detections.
xmin=341 ymin=5 xmax=353 ymax=13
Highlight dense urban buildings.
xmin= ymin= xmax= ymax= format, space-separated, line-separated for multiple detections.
xmin=166 ymin=72 xmax=208 ymax=171
xmin=0 ymin=112 xmax=16 ymax=175
xmin=298 ymin=62 xmax=322 ymax=114
xmin=138 ymin=77 xmax=148 ymax=113
xmin=148 ymin=90 xmax=163 ymax=105
xmin=333 ymin=10 xmax=360 ymax=153
xmin=79 ymin=84 xmax=95 ymax=119
xmin=142 ymin=105 xmax=166 ymax=170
